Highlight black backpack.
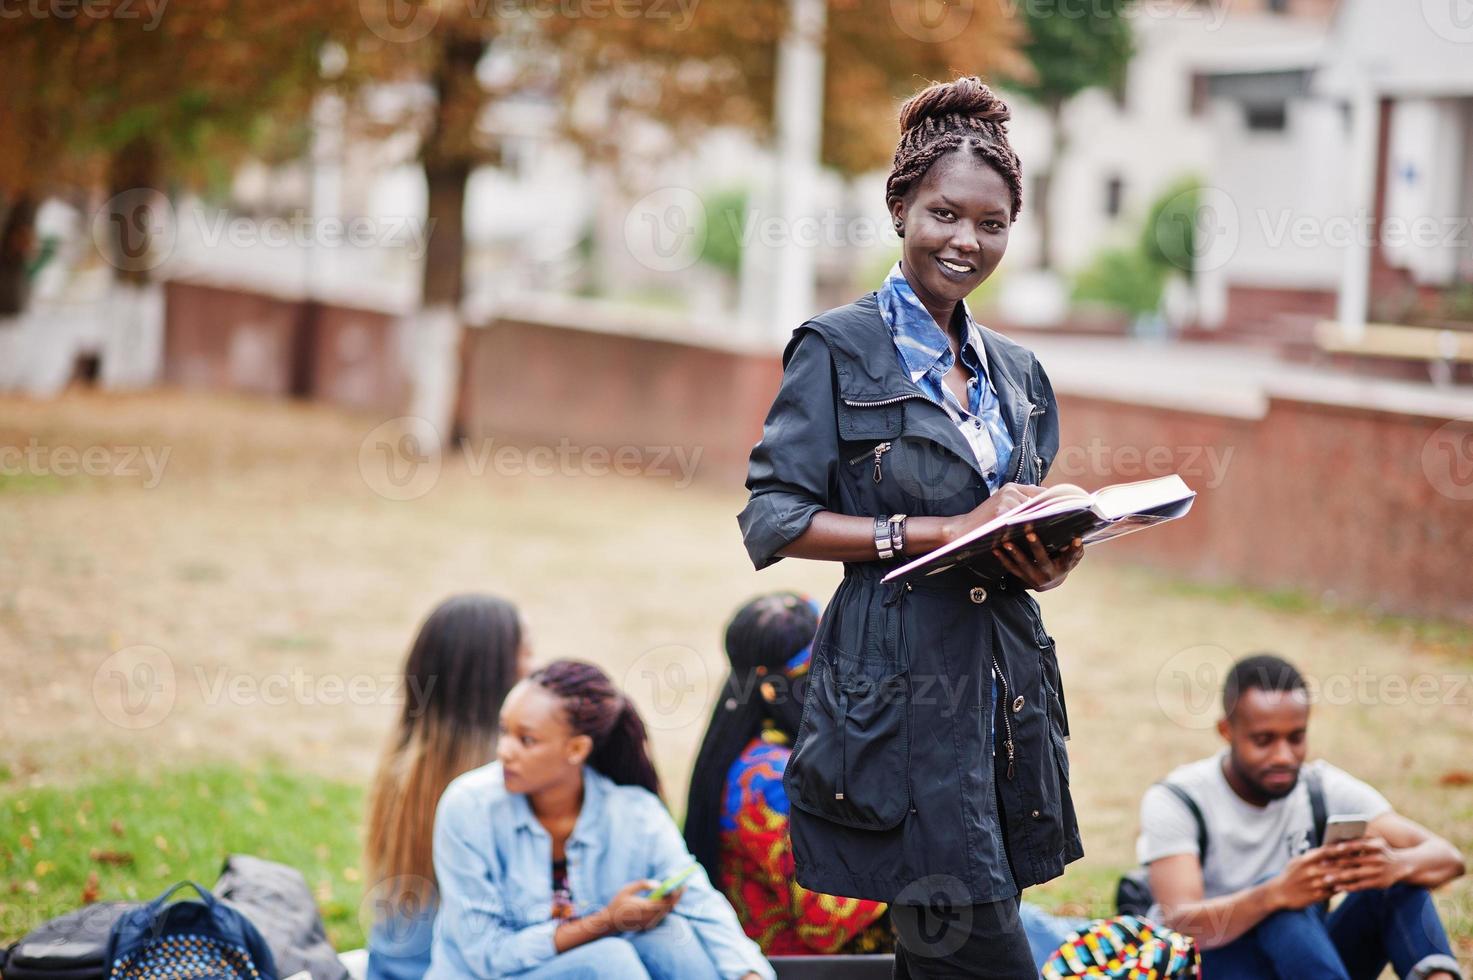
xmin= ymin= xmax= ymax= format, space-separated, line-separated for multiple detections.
xmin=0 ymin=902 xmax=139 ymax=980
xmin=1117 ymin=767 xmax=1326 ymax=916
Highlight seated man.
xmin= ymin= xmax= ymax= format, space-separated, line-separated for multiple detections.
xmin=1139 ymin=653 xmax=1465 ymax=980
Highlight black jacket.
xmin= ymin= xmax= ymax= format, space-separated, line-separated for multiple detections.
xmin=738 ymin=293 xmax=1083 ymax=905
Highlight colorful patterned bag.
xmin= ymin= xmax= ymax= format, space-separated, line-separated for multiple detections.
xmin=1040 ymin=914 xmax=1199 ymax=979
xmin=105 ymin=881 xmax=276 ymax=980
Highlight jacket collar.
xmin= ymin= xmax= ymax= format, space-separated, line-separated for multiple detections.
xmin=800 ymin=292 xmax=1039 ymax=449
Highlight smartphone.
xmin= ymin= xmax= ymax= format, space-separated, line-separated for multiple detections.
xmin=646 ymin=862 xmax=699 ymax=899
xmin=1322 ymin=815 xmax=1368 ymax=847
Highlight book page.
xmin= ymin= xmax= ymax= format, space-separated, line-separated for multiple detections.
xmin=1089 ymin=474 xmax=1193 ymax=520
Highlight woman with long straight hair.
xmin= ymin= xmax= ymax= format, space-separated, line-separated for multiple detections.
xmin=739 ymin=75 xmax=1086 ymax=978
xmin=363 ymin=594 xmax=532 ymax=980
xmin=684 ymin=592 xmax=891 ymax=955
xmin=426 ymin=659 xmax=773 ymax=980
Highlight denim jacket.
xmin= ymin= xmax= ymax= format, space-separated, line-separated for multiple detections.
xmin=426 ymin=761 xmax=775 ymax=980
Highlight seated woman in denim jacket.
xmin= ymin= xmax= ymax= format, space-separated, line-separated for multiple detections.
xmin=364 ymin=594 xmax=533 ymax=980
xmin=426 ymin=659 xmax=774 ymax=980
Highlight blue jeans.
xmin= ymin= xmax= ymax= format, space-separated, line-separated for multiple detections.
xmin=1018 ymin=901 xmax=1090 ymax=970
xmin=515 ymin=915 xmax=722 ymax=980
xmin=1202 ymin=884 xmax=1462 ymax=980
xmin=367 ymin=904 xmax=436 ymax=980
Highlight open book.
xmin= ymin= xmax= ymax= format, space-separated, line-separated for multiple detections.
xmin=882 ymin=474 xmax=1197 ymax=584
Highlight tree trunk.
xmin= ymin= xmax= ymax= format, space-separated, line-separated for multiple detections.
xmin=0 ymin=194 xmax=37 ymax=315
xmin=419 ymin=33 xmax=484 ymax=309
xmin=1035 ymin=98 xmax=1067 ymax=273
xmin=106 ymin=135 xmax=163 ymax=286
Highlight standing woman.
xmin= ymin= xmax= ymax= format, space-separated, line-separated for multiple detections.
xmin=738 ymin=76 xmax=1085 ymax=978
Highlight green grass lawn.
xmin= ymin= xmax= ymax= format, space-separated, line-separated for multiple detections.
xmin=0 ymin=765 xmax=368 ymax=949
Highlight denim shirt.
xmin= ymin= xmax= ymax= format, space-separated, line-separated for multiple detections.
xmin=876 ymin=261 xmax=1014 ymax=493
xmin=426 ymin=762 xmax=775 ymax=980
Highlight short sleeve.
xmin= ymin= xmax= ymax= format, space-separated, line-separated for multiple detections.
xmin=1136 ymin=784 xmax=1203 ymax=866
xmin=737 ymin=330 xmax=840 ymax=570
xmin=1316 ymin=761 xmax=1392 ymax=822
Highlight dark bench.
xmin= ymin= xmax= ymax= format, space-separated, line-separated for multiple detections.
xmin=771 ymin=954 xmax=895 ymax=978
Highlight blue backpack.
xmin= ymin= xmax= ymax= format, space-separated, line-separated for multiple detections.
xmin=105 ymin=881 xmax=277 ymax=980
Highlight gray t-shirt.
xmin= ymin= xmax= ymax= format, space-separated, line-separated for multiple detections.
xmin=1136 ymin=749 xmax=1392 ymax=901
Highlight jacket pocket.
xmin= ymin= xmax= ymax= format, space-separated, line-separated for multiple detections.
xmin=786 ymin=656 xmax=912 ymax=832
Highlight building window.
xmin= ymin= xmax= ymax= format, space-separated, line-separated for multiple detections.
xmin=1105 ymin=176 xmax=1125 ymax=218
xmin=1245 ymin=103 xmax=1288 ymax=131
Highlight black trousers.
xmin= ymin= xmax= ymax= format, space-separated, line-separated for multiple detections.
xmin=890 ymin=893 xmax=1036 ymax=979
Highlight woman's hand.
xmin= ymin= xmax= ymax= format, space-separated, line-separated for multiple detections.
xmin=993 ymin=525 xmax=1083 ymax=592
xmin=941 ymin=483 xmax=1045 ymax=542
xmin=601 ymin=880 xmax=684 ymax=933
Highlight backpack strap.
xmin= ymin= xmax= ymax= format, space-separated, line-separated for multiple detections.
xmin=1159 ymin=781 xmax=1208 ymax=863
xmin=1305 ymin=765 xmax=1328 ymax=848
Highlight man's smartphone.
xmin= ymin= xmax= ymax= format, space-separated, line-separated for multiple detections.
xmin=647 ymin=862 xmax=699 ymax=899
xmin=1322 ymin=815 xmax=1369 ymax=847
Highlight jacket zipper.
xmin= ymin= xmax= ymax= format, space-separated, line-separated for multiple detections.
xmin=842 ymin=394 xmax=928 ymax=408
xmin=1011 ymin=405 xmax=1043 ymax=483
xmin=991 ymin=651 xmax=1016 ymax=780
xmin=845 ymin=442 xmax=893 ymax=482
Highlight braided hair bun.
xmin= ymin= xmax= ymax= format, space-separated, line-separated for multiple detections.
xmin=886 ymin=76 xmax=1023 ymax=220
